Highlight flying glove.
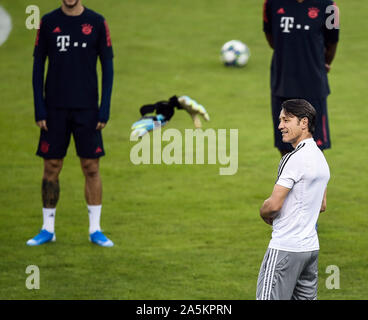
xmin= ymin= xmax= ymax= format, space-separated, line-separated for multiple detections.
xmin=178 ymin=95 xmax=210 ymax=129
xmin=131 ymin=114 xmax=167 ymax=138
xmin=131 ymin=95 xmax=210 ymax=138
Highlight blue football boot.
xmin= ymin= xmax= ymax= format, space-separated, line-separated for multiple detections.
xmin=89 ymin=231 xmax=114 ymax=247
xmin=26 ymin=229 xmax=55 ymax=246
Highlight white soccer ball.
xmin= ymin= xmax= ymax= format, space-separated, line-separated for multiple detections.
xmin=0 ymin=6 xmax=12 ymax=46
xmin=220 ymin=40 xmax=250 ymax=67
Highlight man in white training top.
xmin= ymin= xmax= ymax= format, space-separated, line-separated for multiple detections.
xmin=256 ymin=99 xmax=330 ymax=300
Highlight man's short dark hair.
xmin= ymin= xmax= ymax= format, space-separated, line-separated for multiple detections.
xmin=281 ymin=99 xmax=316 ymax=134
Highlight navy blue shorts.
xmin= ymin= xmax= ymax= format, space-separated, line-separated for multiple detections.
xmin=271 ymin=96 xmax=331 ymax=152
xmin=36 ymin=108 xmax=105 ymax=159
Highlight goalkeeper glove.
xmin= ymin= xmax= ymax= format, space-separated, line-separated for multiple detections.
xmin=131 ymin=95 xmax=210 ymax=138
xmin=131 ymin=114 xmax=167 ymax=138
xmin=178 ymin=95 xmax=210 ymax=128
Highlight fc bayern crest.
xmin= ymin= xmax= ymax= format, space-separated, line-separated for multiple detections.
xmin=308 ymin=7 xmax=320 ymax=19
xmin=81 ymin=24 xmax=93 ymax=35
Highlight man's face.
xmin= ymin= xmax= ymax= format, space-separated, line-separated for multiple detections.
xmin=62 ymin=0 xmax=80 ymax=9
xmin=278 ymin=109 xmax=304 ymax=145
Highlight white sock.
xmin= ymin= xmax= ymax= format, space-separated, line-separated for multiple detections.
xmin=88 ymin=205 xmax=102 ymax=234
xmin=42 ymin=208 xmax=56 ymax=233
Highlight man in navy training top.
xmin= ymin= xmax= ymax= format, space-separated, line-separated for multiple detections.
xmin=263 ymin=0 xmax=340 ymax=156
xmin=27 ymin=0 xmax=114 ymax=247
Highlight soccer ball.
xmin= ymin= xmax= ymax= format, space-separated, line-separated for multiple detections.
xmin=220 ymin=40 xmax=250 ymax=67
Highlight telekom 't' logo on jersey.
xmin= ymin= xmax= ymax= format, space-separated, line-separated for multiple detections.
xmin=57 ymin=35 xmax=70 ymax=52
xmin=280 ymin=17 xmax=294 ymax=33
xmin=56 ymin=35 xmax=88 ymax=52
xmin=280 ymin=17 xmax=311 ymax=33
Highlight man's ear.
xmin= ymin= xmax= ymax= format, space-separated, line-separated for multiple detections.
xmin=301 ymin=117 xmax=309 ymax=130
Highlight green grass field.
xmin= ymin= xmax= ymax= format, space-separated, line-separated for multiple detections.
xmin=0 ymin=0 xmax=367 ymax=300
